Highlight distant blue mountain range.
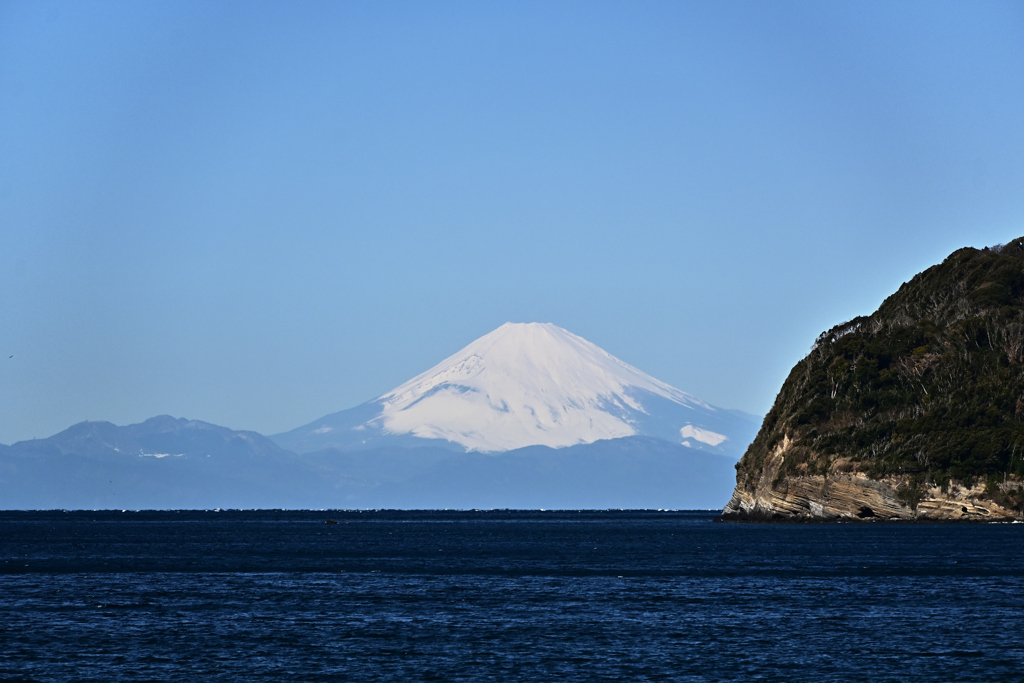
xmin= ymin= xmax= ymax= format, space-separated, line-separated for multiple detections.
xmin=0 ymin=324 xmax=761 ymax=510
xmin=0 ymin=416 xmax=743 ymax=510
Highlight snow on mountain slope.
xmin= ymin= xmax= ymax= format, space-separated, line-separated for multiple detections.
xmin=378 ymin=323 xmax=705 ymax=451
xmin=272 ymin=323 xmax=760 ymax=456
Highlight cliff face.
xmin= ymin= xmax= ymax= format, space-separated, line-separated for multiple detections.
xmin=723 ymin=239 xmax=1024 ymax=521
xmin=724 ymin=435 xmax=1021 ymax=520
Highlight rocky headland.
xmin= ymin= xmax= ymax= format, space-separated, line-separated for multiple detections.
xmin=723 ymin=239 xmax=1024 ymax=521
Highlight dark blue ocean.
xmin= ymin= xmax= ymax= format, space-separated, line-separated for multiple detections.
xmin=1 ymin=510 xmax=1023 ymax=682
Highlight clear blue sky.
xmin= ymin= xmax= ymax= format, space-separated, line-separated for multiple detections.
xmin=2 ymin=0 xmax=1023 ymax=444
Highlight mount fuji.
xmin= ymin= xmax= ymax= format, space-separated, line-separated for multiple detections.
xmin=272 ymin=323 xmax=759 ymax=459
xmin=0 ymin=323 xmax=762 ymax=509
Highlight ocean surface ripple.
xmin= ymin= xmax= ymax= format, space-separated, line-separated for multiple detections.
xmin=1 ymin=510 xmax=1022 ymax=682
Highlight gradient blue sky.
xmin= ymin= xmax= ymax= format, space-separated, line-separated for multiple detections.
xmin=2 ymin=1 xmax=1023 ymax=444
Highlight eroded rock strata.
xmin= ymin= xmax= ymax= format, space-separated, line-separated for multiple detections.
xmin=723 ymin=436 xmax=1021 ymax=521
xmin=723 ymin=240 xmax=1024 ymax=521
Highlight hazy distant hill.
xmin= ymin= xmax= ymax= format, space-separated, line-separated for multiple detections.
xmin=0 ymin=421 xmax=737 ymax=510
xmin=299 ymin=437 xmax=738 ymax=510
xmin=0 ymin=416 xmax=321 ymax=509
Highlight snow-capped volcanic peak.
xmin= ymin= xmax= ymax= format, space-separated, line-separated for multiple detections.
xmin=271 ymin=322 xmax=760 ymax=457
xmin=373 ymin=322 xmax=710 ymax=452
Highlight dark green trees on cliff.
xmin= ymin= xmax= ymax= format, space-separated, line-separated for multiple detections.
xmin=739 ymin=238 xmax=1024 ymax=512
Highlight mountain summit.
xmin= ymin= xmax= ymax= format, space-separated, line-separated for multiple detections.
xmin=273 ymin=322 xmax=758 ymax=456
